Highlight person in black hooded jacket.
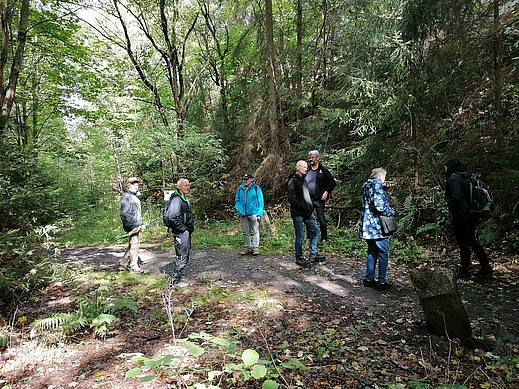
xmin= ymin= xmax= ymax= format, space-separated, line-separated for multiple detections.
xmin=164 ymin=178 xmax=195 ymax=287
xmin=444 ymin=157 xmax=493 ymax=278
xmin=287 ymin=160 xmax=325 ymax=267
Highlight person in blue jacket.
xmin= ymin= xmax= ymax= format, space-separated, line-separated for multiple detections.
xmin=359 ymin=168 xmax=395 ymax=290
xmin=235 ymin=172 xmax=264 ymax=255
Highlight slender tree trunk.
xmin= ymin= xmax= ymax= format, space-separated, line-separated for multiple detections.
xmin=493 ymin=0 xmax=503 ymax=133
xmin=0 ymin=0 xmax=30 ymax=138
xmin=265 ymin=0 xmax=280 ymax=154
xmin=295 ymin=0 xmax=302 ymax=102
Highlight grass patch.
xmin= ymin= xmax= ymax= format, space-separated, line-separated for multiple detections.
xmin=49 ymin=202 xmax=433 ymax=265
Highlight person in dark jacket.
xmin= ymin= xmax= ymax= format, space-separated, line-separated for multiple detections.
xmin=120 ymin=177 xmax=144 ymax=273
xmin=359 ymin=168 xmax=395 ymax=290
xmin=305 ymin=150 xmax=336 ymax=245
xmin=165 ymin=178 xmax=195 ymax=287
xmin=444 ymin=157 xmax=493 ymax=278
xmin=287 ymin=160 xmax=325 ymax=267
xmin=235 ymin=172 xmax=264 ymax=255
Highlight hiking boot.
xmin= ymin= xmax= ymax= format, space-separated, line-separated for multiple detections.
xmin=130 ymin=266 xmax=145 ymax=274
xmin=240 ymin=248 xmax=253 ymax=255
xmin=295 ymin=257 xmax=311 ymax=268
xmin=252 ymin=248 xmax=259 ymax=255
xmin=168 ymin=277 xmax=180 ymax=288
xmin=454 ymin=267 xmax=471 ymax=279
xmin=362 ymin=279 xmax=377 ymax=287
xmin=308 ymin=254 xmax=326 ymax=263
xmin=474 ymin=265 xmax=494 ymax=278
xmin=376 ymin=282 xmax=392 ymax=291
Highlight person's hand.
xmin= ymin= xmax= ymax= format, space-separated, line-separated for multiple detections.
xmin=131 ymin=227 xmax=140 ymax=234
xmin=321 ymin=191 xmax=329 ymax=201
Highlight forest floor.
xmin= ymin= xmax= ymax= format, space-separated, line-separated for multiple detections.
xmin=1 ymin=243 xmax=519 ymax=389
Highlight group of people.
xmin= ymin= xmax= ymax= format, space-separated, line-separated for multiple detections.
xmin=119 ymin=154 xmax=494 ymax=289
xmin=120 ymin=177 xmax=194 ymax=287
xmin=357 ymin=158 xmax=493 ymax=291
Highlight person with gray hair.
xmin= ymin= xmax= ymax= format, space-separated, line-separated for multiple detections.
xmin=359 ymin=168 xmax=395 ymax=290
xmin=305 ymin=150 xmax=336 ymax=245
xmin=120 ymin=177 xmax=144 ymax=273
xmin=287 ymin=160 xmax=325 ymax=267
xmin=163 ymin=178 xmax=195 ymax=287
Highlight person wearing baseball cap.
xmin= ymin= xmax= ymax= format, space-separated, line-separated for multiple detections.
xmin=119 ymin=176 xmax=144 ymax=273
xmin=235 ymin=172 xmax=264 ymax=255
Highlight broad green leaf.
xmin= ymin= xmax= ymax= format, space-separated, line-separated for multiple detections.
xmin=242 ymin=349 xmax=259 ymax=366
xmin=139 ymin=375 xmax=156 ymax=382
xmin=184 ymin=341 xmax=206 ymax=356
xmin=209 ymin=337 xmax=231 ymax=346
xmin=251 ymin=364 xmax=267 ymax=379
xmin=224 ymin=362 xmax=243 ymax=372
xmin=125 ymin=368 xmax=141 ymax=378
xmin=208 ymin=370 xmax=222 ymax=380
xmin=262 ymin=380 xmax=280 ymax=389
xmin=92 ymin=314 xmax=116 ymax=326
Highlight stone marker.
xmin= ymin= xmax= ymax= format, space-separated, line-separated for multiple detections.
xmin=410 ymin=267 xmax=472 ymax=340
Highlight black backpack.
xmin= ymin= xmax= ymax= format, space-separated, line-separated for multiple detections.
xmin=466 ymin=176 xmax=495 ymax=218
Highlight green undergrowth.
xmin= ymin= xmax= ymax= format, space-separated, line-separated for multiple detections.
xmin=1 ymin=223 xmax=517 ymax=387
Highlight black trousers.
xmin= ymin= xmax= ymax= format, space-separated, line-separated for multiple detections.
xmin=452 ymin=212 xmax=489 ymax=268
xmin=170 ymin=230 xmax=191 ymax=282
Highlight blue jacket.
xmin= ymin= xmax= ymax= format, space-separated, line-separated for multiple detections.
xmin=235 ymin=181 xmax=264 ymax=217
xmin=359 ymin=178 xmax=395 ymax=240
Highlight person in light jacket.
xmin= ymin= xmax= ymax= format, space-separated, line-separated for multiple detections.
xmin=235 ymin=172 xmax=264 ymax=255
xmin=359 ymin=168 xmax=395 ymax=290
xmin=120 ymin=177 xmax=144 ymax=273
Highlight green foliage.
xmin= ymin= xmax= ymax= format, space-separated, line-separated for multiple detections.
xmin=54 ymin=200 xmax=164 ymax=247
xmin=30 ymin=285 xmax=137 ymax=342
xmin=126 ymin=331 xmax=308 ymax=387
xmin=0 ymin=232 xmax=69 ymax=312
xmin=0 ymin=144 xmax=62 ymax=232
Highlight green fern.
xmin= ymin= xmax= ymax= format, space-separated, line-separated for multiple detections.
xmin=416 ymin=223 xmax=440 ymax=235
xmin=30 ymin=286 xmax=137 ymax=343
xmin=30 ymin=312 xmax=88 ymax=342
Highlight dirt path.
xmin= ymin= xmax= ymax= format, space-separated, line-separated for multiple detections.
xmin=1 ymin=244 xmax=518 ymax=388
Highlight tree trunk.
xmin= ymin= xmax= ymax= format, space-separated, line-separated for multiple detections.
xmin=0 ymin=0 xmax=30 ymax=138
xmin=265 ymin=0 xmax=280 ymax=155
xmin=492 ymin=0 xmax=503 ymax=133
xmin=255 ymin=0 xmax=285 ymax=195
xmin=295 ymin=0 xmax=302 ymax=102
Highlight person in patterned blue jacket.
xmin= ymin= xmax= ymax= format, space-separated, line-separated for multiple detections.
xmin=359 ymin=168 xmax=395 ymax=290
xmin=235 ymin=172 xmax=264 ymax=255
